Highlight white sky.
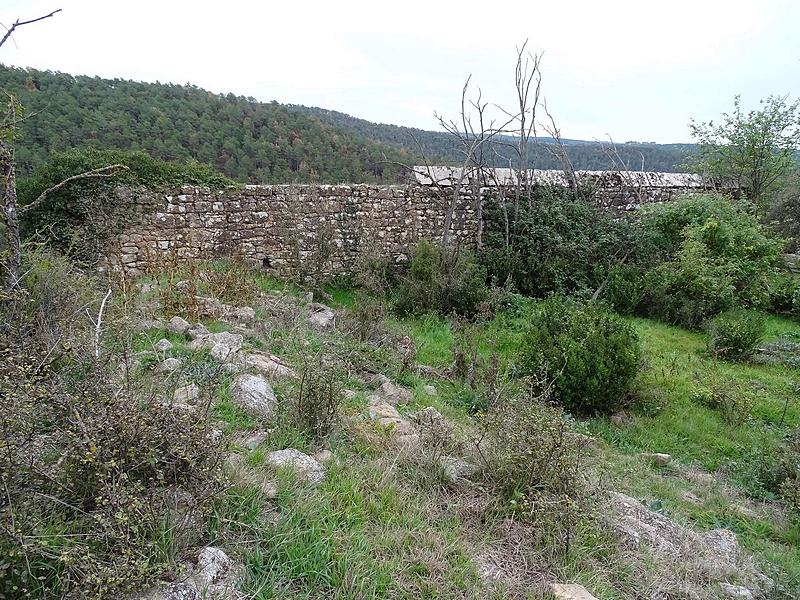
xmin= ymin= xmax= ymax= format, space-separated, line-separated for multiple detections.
xmin=2 ymin=0 xmax=798 ymax=143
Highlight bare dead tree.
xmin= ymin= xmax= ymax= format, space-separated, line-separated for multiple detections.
xmin=541 ymin=99 xmax=579 ymax=199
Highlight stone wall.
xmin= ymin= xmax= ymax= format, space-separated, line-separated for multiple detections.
xmin=109 ymin=173 xmax=718 ymax=279
xmin=111 ymin=184 xmax=478 ymax=278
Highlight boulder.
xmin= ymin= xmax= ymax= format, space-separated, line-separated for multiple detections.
xmin=155 ymin=357 xmax=181 ymax=374
xmin=174 ymin=383 xmax=201 ymax=406
xmin=719 ymin=583 xmax=754 ymax=599
xmin=209 ymin=343 xmax=236 ymax=363
xmin=167 ymin=316 xmax=191 ymax=334
xmin=439 ymin=456 xmax=479 ymax=483
xmin=239 ymin=351 xmax=296 ymax=379
xmin=550 ymin=583 xmax=599 ymax=600
xmin=225 ymin=306 xmax=256 ymax=325
xmin=373 ymin=374 xmax=412 ymax=406
xmin=423 ymin=384 xmax=437 ymax=396
xmin=235 ymin=430 xmax=269 ymax=450
xmin=188 ymin=331 xmax=244 ymax=354
xmin=265 ymin=449 xmax=325 ymax=485
xmin=641 ymin=452 xmax=672 ymax=467
xmin=309 ymin=303 xmax=335 ymax=329
xmin=230 ymin=374 xmax=277 ymax=421
xmin=154 ymin=338 xmax=174 ymax=352
xmin=186 ymin=323 xmax=210 ymax=340
xmin=314 ymin=449 xmax=334 ymax=464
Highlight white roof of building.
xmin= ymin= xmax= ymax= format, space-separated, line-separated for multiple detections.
xmin=411 ymin=166 xmax=708 ymax=188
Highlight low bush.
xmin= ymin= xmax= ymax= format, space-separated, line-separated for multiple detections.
xmin=739 ymin=430 xmax=800 ymax=513
xmin=707 ymin=309 xmax=766 ymax=361
xmin=476 ymin=379 xmax=590 ymax=553
xmin=639 ymin=194 xmax=785 ymax=328
xmin=393 ymin=240 xmax=489 ymax=318
xmin=518 ymin=297 xmax=641 ymax=415
xmin=293 ymin=354 xmax=342 ymax=442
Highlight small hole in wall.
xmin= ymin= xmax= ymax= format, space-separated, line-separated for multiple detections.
xmin=261 ymin=257 xmax=271 ymax=270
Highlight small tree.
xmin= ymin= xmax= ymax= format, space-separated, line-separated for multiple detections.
xmin=689 ymin=95 xmax=800 ymax=206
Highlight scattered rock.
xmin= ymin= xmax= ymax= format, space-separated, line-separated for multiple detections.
xmin=195 ymin=295 xmax=226 ymax=318
xmin=209 ymin=343 xmax=237 ymax=363
xmin=719 ymin=583 xmax=754 ymax=599
xmin=167 ymin=316 xmax=191 ymax=334
xmin=239 ymin=351 xmax=296 ymax=379
xmin=313 ymin=449 xmax=334 ymax=464
xmin=235 ymin=430 xmax=269 ymax=450
xmin=225 ymin=306 xmax=256 ymax=325
xmin=439 ymin=456 xmax=479 ymax=483
xmin=368 ymin=402 xmax=419 ymax=447
xmin=342 ymin=389 xmax=358 ymax=400
xmin=173 ymin=383 xmax=201 ymax=406
xmin=134 ymin=318 xmax=165 ymax=332
xmin=154 ymin=338 xmax=174 ymax=352
xmin=423 ymin=384 xmax=437 ymax=396
xmin=308 ymin=303 xmax=336 ymax=330
xmin=137 ymin=282 xmax=155 ymax=295
xmin=230 ymin=374 xmax=277 ymax=421
xmin=188 ymin=331 xmax=244 ymax=354
xmin=155 ymin=357 xmax=182 ymax=374
xmin=265 ymin=449 xmax=325 ymax=485
xmin=550 ymin=583 xmax=599 ymax=600
xmin=373 ymin=374 xmax=413 ymax=406
xmin=175 ymin=280 xmax=191 ymax=293
xmin=610 ymin=411 xmax=632 ymax=426
xmin=135 ymin=545 xmax=244 ymax=600
xmin=186 ymin=323 xmax=210 ymax=340
xmin=641 ymin=452 xmax=672 ymax=467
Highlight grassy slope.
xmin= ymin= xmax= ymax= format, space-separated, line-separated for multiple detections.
xmin=137 ymin=273 xmax=799 ymax=597
xmin=396 ymin=305 xmax=800 ymax=591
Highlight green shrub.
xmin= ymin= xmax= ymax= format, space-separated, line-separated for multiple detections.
xmin=18 ymin=147 xmax=232 ymax=262
xmin=602 ymin=263 xmax=647 ymax=315
xmin=639 ymin=194 xmax=785 ymax=327
xmin=393 ymin=240 xmax=489 ymax=318
xmin=767 ymin=272 xmax=800 ymax=316
xmin=480 ymin=185 xmax=635 ymax=298
xmin=518 ymin=297 xmax=641 ymax=415
xmin=707 ymin=309 xmax=766 ymax=360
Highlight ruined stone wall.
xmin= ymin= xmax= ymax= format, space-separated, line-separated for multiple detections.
xmin=111 ymin=184 xmax=477 ymax=278
xmin=109 ymin=175 xmax=710 ymax=279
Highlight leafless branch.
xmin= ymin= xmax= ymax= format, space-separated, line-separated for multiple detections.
xmin=0 ymin=9 xmax=62 ymax=50
xmin=19 ymin=164 xmax=129 ymax=216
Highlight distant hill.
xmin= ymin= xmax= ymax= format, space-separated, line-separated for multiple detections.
xmin=288 ymin=105 xmax=698 ymax=173
xmin=0 ymin=65 xmax=696 ymax=183
xmin=0 ymin=66 xmax=413 ymax=183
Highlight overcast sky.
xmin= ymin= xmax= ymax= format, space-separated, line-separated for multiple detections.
xmin=2 ymin=0 xmax=798 ymax=143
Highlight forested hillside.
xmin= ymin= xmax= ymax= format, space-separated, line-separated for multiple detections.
xmin=290 ymin=105 xmax=698 ymax=172
xmin=0 ymin=64 xmax=696 ymax=182
xmin=0 ymin=66 xmax=413 ymax=182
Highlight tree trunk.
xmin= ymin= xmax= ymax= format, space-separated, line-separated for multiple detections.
xmin=0 ymin=140 xmax=20 ymax=290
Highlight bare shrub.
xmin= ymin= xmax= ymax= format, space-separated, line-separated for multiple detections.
xmin=203 ymin=259 xmax=261 ymax=307
xmin=146 ymin=248 xmax=200 ymax=320
xmin=474 ymin=376 xmax=591 ymax=556
xmin=293 ymin=353 xmax=343 ymax=442
xmin=691 ymin=379 xmax=755 ymax=427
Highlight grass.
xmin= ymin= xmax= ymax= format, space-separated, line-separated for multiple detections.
xmin=394 ymin=306 xmax=800 ymax=592
xmin=127 ymin=272 xmax=800 ymax=597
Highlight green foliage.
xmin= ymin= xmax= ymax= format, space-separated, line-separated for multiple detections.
xmin=1 ymin=66 xmax=411 ymax=183
xmin=689 ymin=95 xmax=800 ymax=203
xmin=518 ymin=297 xmax=641 ymax=415
xmin=707 ymin=309 xmax=767 ymax=360
xmin=765 ymin=171 xmax=800 ymax=252
xmin=17 ymin=147 xmax=232 ymax=262
xmin=0 ymin=250 xmax=222 ymax=598
xmin=638 ymin=194 xmax=785 ymax=328
xmin=293 ymin=355 xmax=342 ymax=442
xmin=480 ymin=185 xmax=631 ymax=298
xmin=393 ymin=240 xmax=489 ymax=318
